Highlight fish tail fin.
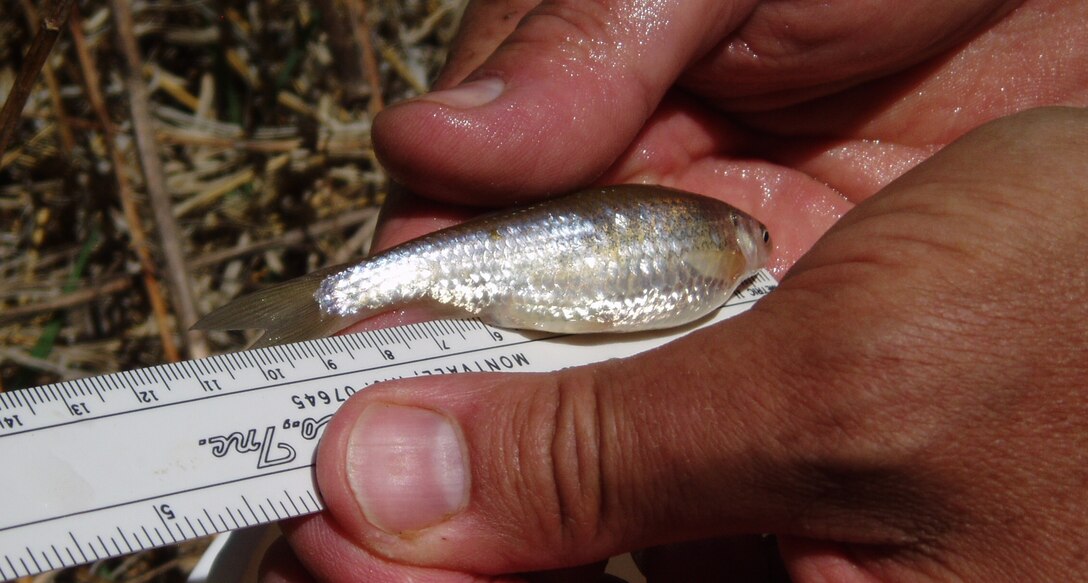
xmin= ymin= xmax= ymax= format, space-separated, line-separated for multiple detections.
xmin=193 ymin=266 xmax=360 ymax=349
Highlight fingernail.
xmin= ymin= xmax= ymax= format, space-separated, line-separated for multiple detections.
xmin=346 ymin=403 xmax=468 ymax=534
xmin=418 ymin=77 xmax=504 ymax=109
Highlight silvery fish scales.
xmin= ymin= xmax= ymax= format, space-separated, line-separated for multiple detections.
xmin=194 ymin=185 xmax=771 ymax=347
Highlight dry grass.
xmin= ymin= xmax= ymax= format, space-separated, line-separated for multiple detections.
xmin=0 ymin=0 xmax=465 ymax=579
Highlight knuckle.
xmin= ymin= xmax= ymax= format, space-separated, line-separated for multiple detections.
xmin=514 ymin=2 xmax=613 ymax=56
xmin=511 ymin=369 xmax=613 ymax=552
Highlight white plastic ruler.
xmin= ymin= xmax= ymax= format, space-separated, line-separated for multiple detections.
xmin=0 ymin=270 xmax=776 ymax=580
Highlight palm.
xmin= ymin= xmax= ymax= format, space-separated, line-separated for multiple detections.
xmin=596 ymin=0 xmax=1083 ymax=273
xmin=596 ymin=91 xmax=854 ymax=275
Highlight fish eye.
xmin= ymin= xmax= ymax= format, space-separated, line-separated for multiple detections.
xmin=762 ymin=228 xmax=770 ymax=243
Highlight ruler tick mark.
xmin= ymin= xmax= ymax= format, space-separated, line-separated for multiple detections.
xmin=203 ymin=509 xmax=217 ymax=531
xmin=225 ymin=507 xmax=240 ymax=529
xmin=241 ymin=495 xmax=259 ymax=523
xmin=15 ymin=390 xmax=34 ymax=414
xmin=285 ymin=491 xmax=301 ymax=514
xmin=68 ymin=533 xmax=87 ymax=562
xmin=26 ymin=548 xmax=42 ymax=573
xmin=117 ymin=528 xmax=132 ymax=552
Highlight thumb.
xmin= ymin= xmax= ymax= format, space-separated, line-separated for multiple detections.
xmin=372 ymin=0 xmax=755 ymax=203
xmin=312 ymin=310 xmax=815 ymax=574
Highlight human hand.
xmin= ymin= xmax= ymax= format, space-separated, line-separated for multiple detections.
xmin=368 ymin=0 xmax=1087 ymax=275
xmin=262 ymin=107 xmax=1088 ymax=582
xmin=259 ymin=0 xmax=1088 ymax=579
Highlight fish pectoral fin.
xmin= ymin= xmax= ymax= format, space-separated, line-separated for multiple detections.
xmin=193 ymin=266 xmax=356 ymax=348
xmin=681 ymin=248 xmax=743 ymax=280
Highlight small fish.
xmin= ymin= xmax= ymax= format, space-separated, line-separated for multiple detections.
xmin=194 ymin=184 xmax=772 ymax=348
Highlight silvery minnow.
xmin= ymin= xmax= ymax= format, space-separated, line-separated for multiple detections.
xmin=193 ymin=184 xmax=772 ymax=348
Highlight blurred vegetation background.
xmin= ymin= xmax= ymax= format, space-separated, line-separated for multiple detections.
xmin=0 ymin=0 xmax=464 ymax=579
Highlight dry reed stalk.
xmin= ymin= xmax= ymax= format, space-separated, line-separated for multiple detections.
xmin=350 ymin=0 xmax=385 ymax=114
xmin=69 ymin=4 xmax=181 ymax=362
xmin=0 ymin=277 xmax=132 ymax=326
xmin=109 ymin=0 xmax=208 ymax=359
xmin=0 ymin=0 xmax=74 ymax=158
xmin=16 ymin=0 xmax=75 ymax=155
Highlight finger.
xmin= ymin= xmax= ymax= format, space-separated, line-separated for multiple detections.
xmin=277 ymin=422 xmax=618 ymax=583
xmin=635 ymin=536 xmax=789 ymax=582
xmin=258 ymin=537 xmax=317 ymax=583
xmin=433 ymin=0 xmax=542 ymax=90
xmin=312 ymin=312 xmax=820 ymax=575
xmin=372 ymin=0 xmax=758 ymax=203
xmin=278 ymin=506 xmax=509 ymax=582
xmin=681 ymin=0 xmax=1020 ymax=107
xmin=369 ymin=185 xmax=481 ymax=251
